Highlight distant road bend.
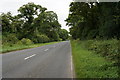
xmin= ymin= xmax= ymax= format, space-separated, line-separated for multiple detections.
xmin=2 ymin=41 xmax=73 ymax=78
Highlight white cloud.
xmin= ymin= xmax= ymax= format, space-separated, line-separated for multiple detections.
xmin=0 ymin=0 xmax=73 ymax=31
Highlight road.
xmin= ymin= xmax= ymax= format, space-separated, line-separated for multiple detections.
xmin=2 ymin=41 xmax=73 ymax=78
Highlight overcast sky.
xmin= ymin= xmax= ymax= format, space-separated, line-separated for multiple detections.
xmin=0 ymin=0 xmax=73 ymax=31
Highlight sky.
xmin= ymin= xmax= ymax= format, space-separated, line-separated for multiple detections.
xmin=0 ymin=0 xmax=73 ymax=31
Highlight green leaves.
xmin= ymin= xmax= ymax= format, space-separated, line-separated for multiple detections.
xmin=1 ymin=2 xmax=69 ymax=44
xmin=66 ymin=2 xmax=120 ymax=40
xmin=58 ymin=29 xmax=69 ymax=41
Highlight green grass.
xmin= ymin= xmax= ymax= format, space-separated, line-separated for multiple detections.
xmin=71 ymin=40 xmax=118 ymax=78
xmin=1 ymin=42 xmax=60 ymax=53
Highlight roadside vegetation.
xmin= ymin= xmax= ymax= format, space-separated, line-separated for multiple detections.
xmin=66 ymin=2 xmax=120 ymax=78
xmin=1 ymin=2 xmax=69 ymax=53
xmin=71 ymin=40 xmax=119 ymax=78
xmin=1 ymin=41 xmax=59 ymax=53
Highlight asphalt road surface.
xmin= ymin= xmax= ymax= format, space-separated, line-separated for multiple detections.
xmin=2 ymin=41 xmax=73 ymax=78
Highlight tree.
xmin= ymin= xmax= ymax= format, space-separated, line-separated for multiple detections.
xmin=1 ymin=12 xmax=13 ymax=35
xmin=17 ymin=2 xmax=47 ymax=38
xmin=59 ymin=29 xmax=69 ymax=41
xmin=34 ymin=11 xmax=61 ymax=41
xmin=66 ymin=2 xmax=120 ymax=40
xmin=1 ymin=2 xmax=64 ymax=43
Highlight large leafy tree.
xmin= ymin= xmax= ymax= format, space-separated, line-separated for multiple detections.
xmin=66 ymin=2 xmax=120 ymax=40
xmin=1 ymin=2 xmax=68 ymax=43
xmin=34 ymin=11 xmax=61 ymax=41
xmin=17 ymin=2 xmax=61 ymax=41
xmin=1 ymin=12 xmax=13 ymax=35
xmin=58 ymin=29 xmax=69 ymax=41
xmin=17 ymin=2 xmax=47 ymax=38
xmin=98 ymin=2 xmax=120 ymax=39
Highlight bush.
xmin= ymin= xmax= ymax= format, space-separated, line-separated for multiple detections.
xmin=83 ymin=40 xmax=94 ymax=49
xmin=2 ymin=34 xmax=18 ymax=44
xmin=58 ymin=38 xmax=62 ymax=41
xmin=84 ymin=39 xmax=119 ymax=61
xmin=33 ymin=34 xmax=50 ymax=43
xmin=16 ymin=40 xmax=23 ymax=45
xmin=20 ymin=38 xmax=33 ymax=45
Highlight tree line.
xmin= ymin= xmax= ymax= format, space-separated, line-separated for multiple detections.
xmin=66 ymin=2 xmax=120 ymax=77
xmin=66 ymin=2 xmax=120 ymax=40
xmin=1 ymin=2 xmax=69 ymax=45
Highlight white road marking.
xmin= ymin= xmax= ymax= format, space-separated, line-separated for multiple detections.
xmin=24 ymin=54 xmax=36 ymax=60
xmin=44 ymin=49 xmax=49 ymax=51
xmin=71 ymin=55 xmax=74 ymax=79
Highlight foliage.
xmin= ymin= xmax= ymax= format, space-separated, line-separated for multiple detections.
xmin=2 ymin=34 xmax=18 ymax=45
xmin=83 ymin=39 xmax=120 ymax=61
xmin=71 ymin=40 xmax=118 ymax=78
xmin=2 ymin=42 xmax=59 ymax=53
xmin=66 ymin=2 xmax=120 ymax=40
xmin=66 ymin=2 xmax=120 ymax=78
xmin=34 ymin=11 xmax=61 ymax=41
xmin=1 ymin=12 xmax=13 ymax=34
xmin=48 ymin=31 xmax=59 ymax=41
xmin=58 ymin=29 xmax=69 ymax=41
xmin=79 ymin=39 xmax=120 ymax=77
xmin=34 ymin=34 xmax=50 ymax=43
xmin=20 ymin=38 xmax=33 ymax=45
xmin=1 ymin=2 xmax=68 ymax=45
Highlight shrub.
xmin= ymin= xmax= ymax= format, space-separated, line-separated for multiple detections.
xmin=58 ymin=38 xmax=62 ymax=41
xmin=2 ymin=34 xmax=18 ymax=44
xmin=16 ymin=40 xmax=23 ymax=45
xmin=83 ymin=40 xmax=94 ymax=49
xmin=79 ymin=39 xmax=120 ymax=77
xmin=20 ymin=38 xmax=33 ymax=45
xmin=35 ymin=34 xmax=50 ymax=43
xmin=84 ymin=39 xmax=119 ymax=61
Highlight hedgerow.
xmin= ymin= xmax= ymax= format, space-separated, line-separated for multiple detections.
xmin=83 ymin=39 xmax=120 ymax=61
xmin=82 ymin=39 xmax=120 ymax=77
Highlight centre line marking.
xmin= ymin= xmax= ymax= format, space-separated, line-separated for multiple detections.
xmin=24 ymin=54 xmax=36 ymax=60
xmin=44 ymin=49 xmax=49 ymax=51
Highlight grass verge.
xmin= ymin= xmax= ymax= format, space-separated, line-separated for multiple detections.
xmin=71 ymin=40 xmax=118 ymax=78
xmin=1 ymin=42 xmax=60 ymax=53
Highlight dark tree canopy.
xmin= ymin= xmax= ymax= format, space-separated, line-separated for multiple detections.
xmin=66 ymin=2 xmax=120 ymax=40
